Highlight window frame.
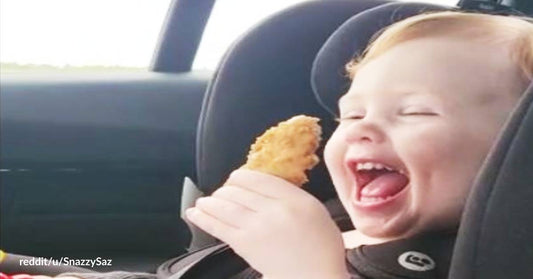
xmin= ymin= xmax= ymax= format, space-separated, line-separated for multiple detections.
xmin=151 ymin=0 xmax=216 ymax=73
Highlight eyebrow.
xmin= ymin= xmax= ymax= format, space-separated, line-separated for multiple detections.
xmin=338 ymin=93 xmax=362 ymax=107
xmin=339 ymin=91 xmax=437 ymax=107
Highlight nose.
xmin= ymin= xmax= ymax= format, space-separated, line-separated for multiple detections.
xmin=344 ymin=118 xmax=386 ymax=144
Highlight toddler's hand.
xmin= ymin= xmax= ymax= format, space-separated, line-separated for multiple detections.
xmin=186 ymin=169 xmax=349 ymax=279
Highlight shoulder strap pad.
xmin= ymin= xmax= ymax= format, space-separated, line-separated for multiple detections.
xmin=157 ymin=244 xmax=250 ymax=279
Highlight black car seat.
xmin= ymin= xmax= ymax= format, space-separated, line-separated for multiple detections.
xmin=165 ymin=0 xmax=533 ymax=278
xmin=165 ymin=0 xmax=445 ymax=278
xmin=179 ymin=0 xmax=393 ymax=251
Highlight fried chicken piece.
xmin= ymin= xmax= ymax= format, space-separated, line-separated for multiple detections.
xmin=241 ymin=115 xmax=322 ymax=187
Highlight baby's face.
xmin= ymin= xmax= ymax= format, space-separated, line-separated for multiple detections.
xmin=324 ymin=37 xmax=524 ymax=238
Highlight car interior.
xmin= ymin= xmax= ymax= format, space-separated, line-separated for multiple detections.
xmin=1 ymin=0 xmax=533 ymax=278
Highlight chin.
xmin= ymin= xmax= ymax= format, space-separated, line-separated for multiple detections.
xmin=353 ymin=215 xmax=416 ymax=239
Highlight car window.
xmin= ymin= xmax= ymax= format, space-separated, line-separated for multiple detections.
xmin=0 ymin=0 xmax=172 ymax=73
xmin=192 ymin=0 xmax=459 ymax=71
xmin=192 ymin=0 xmax=309 ymax=71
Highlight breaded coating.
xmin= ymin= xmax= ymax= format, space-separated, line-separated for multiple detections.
xmin=241 ymin=115 xmax=322 ymax=187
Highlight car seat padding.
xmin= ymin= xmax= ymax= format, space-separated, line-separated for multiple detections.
xmin=449 ymin=82 xmax=533 ymax=278
xmin=311 ymin=2 xmax=451 ymax=117
xmin=195 ymin=0 xmax=390 ymax=201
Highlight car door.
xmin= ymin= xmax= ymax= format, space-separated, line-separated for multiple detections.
xmin=1 ymin=0 xmax=215 ymax=272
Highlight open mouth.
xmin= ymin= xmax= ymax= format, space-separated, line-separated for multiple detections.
xmin=350 ymin=161 xmax=410 ymax=205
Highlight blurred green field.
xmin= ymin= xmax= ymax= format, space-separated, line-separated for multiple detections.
xmin=1 ymin=63 xmax=145 ymax=73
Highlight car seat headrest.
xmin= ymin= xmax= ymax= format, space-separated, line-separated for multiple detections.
xmin=459 ymin=0 xmax=533 ymax=16
xmin=195 ymin=0 xmax=390 ymax=199
xmin=311 ymin=2 xmax=451 ymax=116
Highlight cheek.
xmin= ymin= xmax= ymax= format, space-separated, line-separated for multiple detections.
xmin=324 ymin=131 xmax=344 ymax=177
xmin=324 ymin=131 xmax=351 ymax=199
xmin=399 ymin=124 xmax=465 ymax=171
xmin=401 ymin=124 xmax=492 ymax=177
xmin=400 ymin=123 xmax=489 ymax=208
xmin=398 ymin=124 xmax=469 ymax=201
xmin=397 ymin=125 xmax=472 ymax=228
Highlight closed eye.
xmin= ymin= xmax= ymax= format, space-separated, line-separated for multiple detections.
xmin=400 ymin=104 xmax=440 ymax=116
xmin=401 ymin=111 xmax=438 ymax=116
xmin=335 ymin=115 xmax=364 ymax=122
xmin=401 ymin=112 xmax=438 ymax=116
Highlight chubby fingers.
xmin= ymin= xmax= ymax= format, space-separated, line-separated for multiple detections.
xmin=186 ymin=194 xmax=259 ymax=242
xmin=212 ymin=185 xmax=272 ymax=211
xmin=193 ymin=196 xmax=255 ymax=228
xmin=186 ymin=206 xmax=237 ymax=242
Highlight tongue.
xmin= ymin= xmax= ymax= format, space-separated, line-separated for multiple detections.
xmin=360 ymin=172 xmax=408 ymax=198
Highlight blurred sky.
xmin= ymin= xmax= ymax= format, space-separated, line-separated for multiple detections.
xmin=194 ymin=0 xmax=457 ymax=70
xmin=0 ymin=0 xmax=458 ymax=70
xmin=0 ymin=0 xmax=171 ymax=68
